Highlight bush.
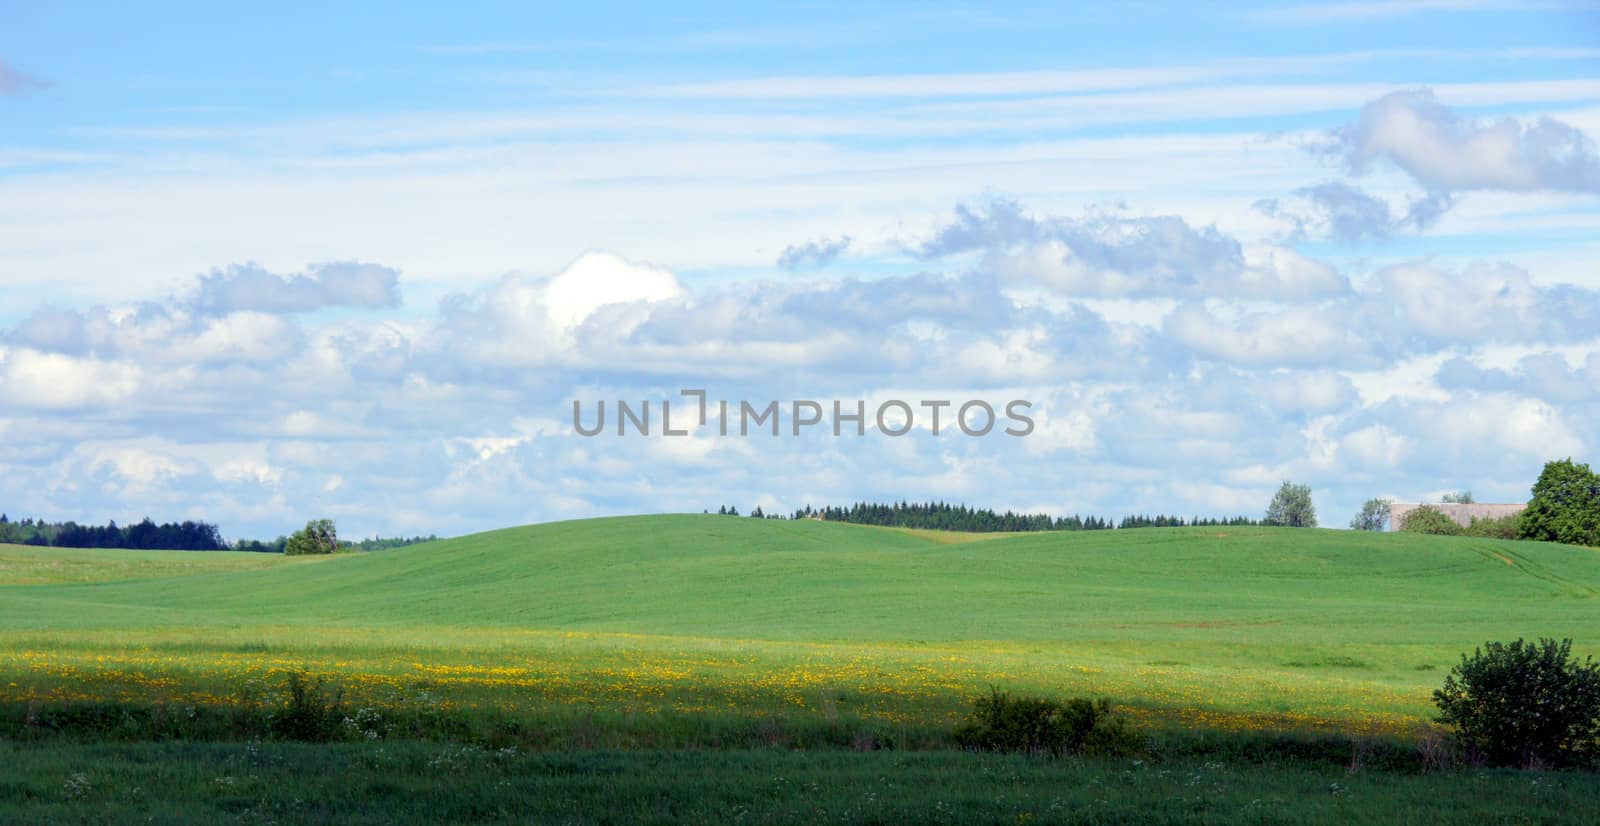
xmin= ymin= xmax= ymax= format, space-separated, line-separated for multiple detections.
xmin=1433 ymin=638 xmax=1600 ymax=768
xmin=1463 ymin=514 xmax=1519 ymax=540
xmin=1519 ymin=458 xmax=1600 ymax=548
xmin=272 ymin=671 xmax=346 ymax=742
xmin=1264 ymin=481 xmax=1317 ymax=528
xmin=1400 ymin=506 xmax=1460 ymax=536
xmin=953 ymin=688 xmax=1142 ymax=757
xmin=1349 ymin=498 xmax=1391 ymax=531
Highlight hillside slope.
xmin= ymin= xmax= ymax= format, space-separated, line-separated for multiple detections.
xmin=4 ymin=515 xmax=1598 ymax=649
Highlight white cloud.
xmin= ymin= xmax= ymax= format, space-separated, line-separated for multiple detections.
xmin=191 ymin=262 xmax=402 ymax=315
xmin=929 ymin=200 xmax=1351 ymax=301
xmin=1250 ymin=0 xmax=1541 ymax=25
xmin=1259 ymin=370 xmax=1360 ymax=414
xmin=1163 ymin=302 xmax=1363 ymax=366
xmin=215 ymin=457 xmax=284 ymax=486
xmin=0 ymin=347 xmax=141 ymax=409
xmin=1328 ymin=89 xmax=1600 ymax=193
xmin=544 ymin=251 xmax=684 ymax=332
xmin=1338 ymin=424 xmax=1412 ymax=469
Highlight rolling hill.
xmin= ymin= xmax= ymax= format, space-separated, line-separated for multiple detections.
xmin=4 ymin=515 xmax=1599 ymax=736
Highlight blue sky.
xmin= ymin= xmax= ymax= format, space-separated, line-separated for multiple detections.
xmin=3 ymin=1 xmax=1600 ymax=539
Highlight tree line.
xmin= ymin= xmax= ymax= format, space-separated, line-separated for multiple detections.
xmin=234 ymin=532 xmax=439 ymax=554
xmin=711 ymin=502 xmax=1259 ymax=533
xmin=0 ymin=515 xmax=228 ymax=550
xmin=1 ymin=513 xmax=437 ymax=553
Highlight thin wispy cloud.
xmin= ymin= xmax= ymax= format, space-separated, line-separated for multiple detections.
xmin=0 ymin=59 xmax=47 ymax=95
xmin=1248 ymin=0 xmax=1558 ymax=26
xmin=425 ymin=22 xmax=873 ymax=56
xmin=613 ymin=49 xmax=1600 ymax=99
xmin=778 ymin=236 xmax=853 ymax=270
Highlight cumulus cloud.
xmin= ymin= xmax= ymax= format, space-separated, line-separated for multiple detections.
xmin=917 ymin=200 xmax=1044 ymax=257
xmin=1335 ymin=392 xmax=1586 ymax=476
xmin=918 ymin=199 xmax=1349 ymax=301
xmin=0 ymin=346 xmax=142 ymax=409
xmin=1163 ymin=302 xmax=1367 ymax=366
xmin=4 ymin=223 xmax=1600 ymax=540
xmin=1435 ymin=352 xmax=1600 ymax=403
xmin=544 ymin=251 xmax=683 ymax=332
xmin=1255 ymin=182 xmax=1453 ymax=243
xmin=1257 ymin=370 xmax=1360 ymax=415
xmin=191 ymin=261 xmax=401 ymax=316
xmin=1162 ymin=260 xmax=1600 ymax=369
xmin=777 ymin=235 xmax=852 ymax=269
xmin=431 ymin=251 xmax=685 ymax=369
xmin=1366 ymin=261 xmax=1600 ymax=346
xmin=1326 ymin=89 xmax=1600 ymax=193
xmin=5 ymin=302 xmax=304 ymax=365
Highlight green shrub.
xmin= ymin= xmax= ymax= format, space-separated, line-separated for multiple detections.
xmin=272 ymin=671 xmax=346 ymax=742
xmin=1400 ymin=506 xmax=1460 ymax=536
xmin=1462 ymin=514 xmax=1519 ymax=540
xmin=953 ymin=688 xmax=1141 ymax=757
xmin=1433 ymin=638 xmax=1600 ymax=768
xmin=1518 ymin=458 xmax=1600 ymax=548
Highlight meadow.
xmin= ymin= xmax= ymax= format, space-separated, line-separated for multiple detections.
xmin=4 ymin=515 xmax=1600 ymax=821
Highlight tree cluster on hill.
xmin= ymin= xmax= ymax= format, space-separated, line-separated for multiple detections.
xmin=1264 ymin=482 xmax=1317 ymax=528
xmin=1518 ymin=458 xmax=1600 ymax=547
xmin=0 ymin=515 xmax=227 ymax=550
xmin=285 ymin=519 xmax=340 ymax=555
xmin=1349 ymin=498 xmax=1391 ymax=531
xmin=234 ymin=532 xmax=439 ymax=554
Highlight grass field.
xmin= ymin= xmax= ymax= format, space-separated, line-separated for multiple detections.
xmin=10 ymin=741 xmax=1600 ymax=825
xmin=4 ymin=515 xmax=1600 ymax=821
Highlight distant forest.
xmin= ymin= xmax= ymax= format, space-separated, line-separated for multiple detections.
xmin=0 ymin=514 xmax=438 ymax=553
xmin=0 ymin=515 xmax=228 ymax=550
xmin=708 ymin=502 xmax=1262 ymax=532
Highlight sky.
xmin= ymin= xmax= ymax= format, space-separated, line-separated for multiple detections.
xmin=2 ymin=1 xmax=1600 ymax=540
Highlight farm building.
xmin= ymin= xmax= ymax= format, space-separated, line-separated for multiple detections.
xmin=1388 ymin=502 xmax=1525 ymax=531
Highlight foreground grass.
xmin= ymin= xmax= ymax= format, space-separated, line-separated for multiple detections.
xmin=7 ymin=740 xmax=1599 ymax=825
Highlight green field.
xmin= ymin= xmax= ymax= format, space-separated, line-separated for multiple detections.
xmin=5 ymin=515 xmax=1600 ymax=822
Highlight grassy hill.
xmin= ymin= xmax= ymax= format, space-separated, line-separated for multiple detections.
xmin=4 ymin=515 xmax=1599 ymax=740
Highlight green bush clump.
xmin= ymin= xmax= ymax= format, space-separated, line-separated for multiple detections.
xmin=1400 ymin=506 xmax=1461 ymax=536
xmin=953 ymin=688 xmax=1142 ymax=757
xmin=272 ymin=671 xmax=347 ymax=742
xmin=1433 ymin=637 xmax=1600 ymax=768
xmin=1462 ymin=514 xmax=1519 ymax=540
